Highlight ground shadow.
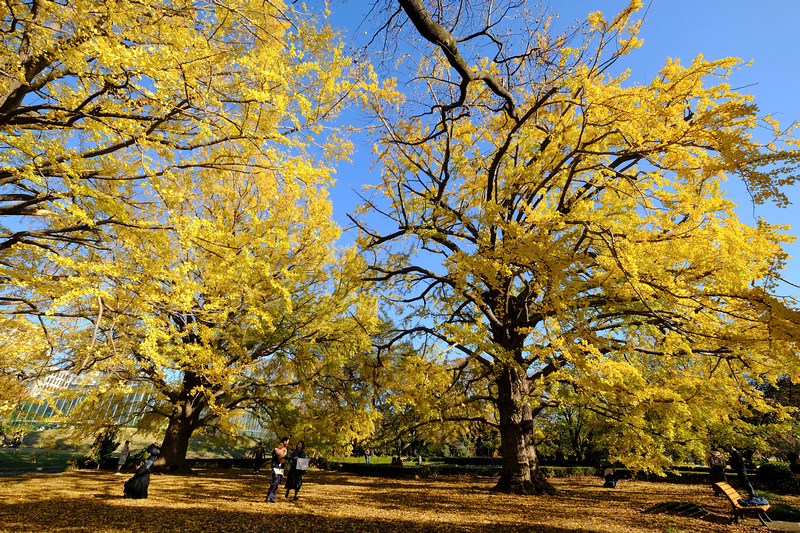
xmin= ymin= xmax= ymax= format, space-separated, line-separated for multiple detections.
xmin=643 ymin=500 xmax=732 ymax=525
xmin=0 ymin=499 xmax=611 ymax=533
xmin=91 ymin=493 xmax=119 ymax=500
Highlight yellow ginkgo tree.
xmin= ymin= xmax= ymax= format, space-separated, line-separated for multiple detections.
xmin=355 ymin=0 xmax=800 ymax=494
xmin=43 ymin=162 xmax=377 ymax=471
xmin=1 ymin=0 xmax=381 ymax=468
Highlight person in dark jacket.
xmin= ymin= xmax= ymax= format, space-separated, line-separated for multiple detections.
xmin=285 ymin=440 xmax=307 ymax=500
xmin=144 ymin=441 xmax=160 ymax=470
xmin=726 ymin=445 xmax=755 ymax=498
xmin=602 ymin=466 xmax=617 ymax=488
xmin=789 ymin=452 xmax=800 ymax=478
xmin=252 ymin=443 xmax=265 ymax=474
xmin=123 ymin=461 xmax=151 ymax=499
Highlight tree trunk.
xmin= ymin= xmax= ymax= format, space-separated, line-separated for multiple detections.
xmin=153 ymin=399 xmax=204 ymax=474
xmin=494 ymin=364 xmax=555 ymax=495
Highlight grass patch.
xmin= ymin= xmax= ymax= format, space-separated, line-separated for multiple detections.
xmin=0 ymin=449 xmax=78 ymax=470
xmin=767 ymin=503 xmax=800 ymax=522
xmin=0 ymin=430 xmax=251 ymax=472
xmin=325 ymin=455 xmax=398 ymax=465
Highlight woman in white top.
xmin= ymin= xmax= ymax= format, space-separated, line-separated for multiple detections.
xmin=115 ymin=441 xmax=131 ymax=474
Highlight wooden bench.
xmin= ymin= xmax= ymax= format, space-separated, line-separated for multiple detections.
xmin=713 ymin=482 xmax=771 ymax=526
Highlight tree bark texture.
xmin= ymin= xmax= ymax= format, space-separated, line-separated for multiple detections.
xmin=494 ymin=364 xmax=555 ymax=495
xmin=153 ymin=398 xmax=205 ymax=474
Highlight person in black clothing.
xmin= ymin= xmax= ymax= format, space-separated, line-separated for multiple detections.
xmin=788 ymin=453 xmax=800 ymax=478
xmin=726 ymin=445 xmax=755 ymax=498
xmin=285 ymin=440 xmax=307 ymax=500
xmin=265 ymin=437 xmax=289 ymax=503
xmin=252 ymin=443 xmax=265 ymax=474
xmin=123 ymin=461 xmax=151 ymax=499
xmin=602 ymin=466 xmax=617 ymax=488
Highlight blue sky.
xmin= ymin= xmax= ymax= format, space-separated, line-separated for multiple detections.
xmin=326 ymin=1 xmax=800 ymax=298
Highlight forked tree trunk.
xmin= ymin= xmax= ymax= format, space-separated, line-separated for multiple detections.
xmin=153 ymin=400 xmax=205 ymax=474
xmin=494 ymin=364 xmax=555 ymax=495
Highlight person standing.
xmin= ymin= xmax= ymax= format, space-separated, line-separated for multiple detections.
xmin=115 ymin=440 xmax=131 ymax=475
xmin=265 ymin=437 xmax=289 ymax=503
xmin=285 ymin=440 xmax=307 ymax=500
xmin=364 ymin=447 xmax=371 ymax=464
xmin=705 ymin=449 xmax=727 ymax=496
xmin=726 ymin=445 xmax=755 ymax=498
xmin=788 ymin=452 xmax=800 ymax=479
xmin=144 ymin=441 xmax=161 ymax=470
xmin=252 ymin=442 xmax=265 ymax=473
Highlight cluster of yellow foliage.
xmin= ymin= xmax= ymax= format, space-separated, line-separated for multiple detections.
xmin=358 ymin=0 xmax=800 ymax=477
xmin=2 ymin=0 xmax=799 ymax=478
xmin=0 ymin=317 xmax=52 ymax=416
xmin=0 ymin=0 xmax=381 ymax=458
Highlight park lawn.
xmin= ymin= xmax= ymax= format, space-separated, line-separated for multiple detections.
xmin=0 ymin=469 xmax=782 ymax=532
xmin=0 ymin=430 xmax=252 ymax=471
xmin=326 ymin=455 xmax=415 ymax=466
xmin=0 ymin=448 xmax=73 ymax=471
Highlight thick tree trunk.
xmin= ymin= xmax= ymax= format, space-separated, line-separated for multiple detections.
xmin=494 ymin=364 xmax=555 ymax=495
xmin=153 ymin=400 xmax=204 ymax=474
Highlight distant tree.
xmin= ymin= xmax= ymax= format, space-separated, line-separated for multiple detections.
xmin=87 ymin=424 xmax=120 ymax=468
xmin=536 ymin=404 xmax=604 ymax=465
xmin=0 ymin=317 xmax=52 ymax=415
xmin=742 ymin=377 xmax=800 ymax=458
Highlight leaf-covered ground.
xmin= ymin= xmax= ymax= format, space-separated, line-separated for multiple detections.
xmin=0 ymin=469 xmax=786 ymax=532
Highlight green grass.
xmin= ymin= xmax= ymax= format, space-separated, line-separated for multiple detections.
xmin=0 ymin=430 xmax=90 ymax=470
xmin=745 ymin=490 xmax=800 ymax=521
xmin=0 ymin=448 xmax=79 ymax=470
xmin=767 ymin=503 xmax=800 ymax=522
xmin=325 ymin=456 xmax=415 ymax=466
xmin=0 ymin=429 xmax=253 ymax=472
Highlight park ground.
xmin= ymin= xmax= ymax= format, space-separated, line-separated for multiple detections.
xmin=1 ymin=468 xmax=795 ymax=533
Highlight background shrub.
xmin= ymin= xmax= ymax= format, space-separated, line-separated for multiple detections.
xmin=756 ymin=463 xmax=800 ymax=493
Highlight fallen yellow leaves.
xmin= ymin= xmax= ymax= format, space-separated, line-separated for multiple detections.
xmin=0 ymin=469 xmax=769 ymax=532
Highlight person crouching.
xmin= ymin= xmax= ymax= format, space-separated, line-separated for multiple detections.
xmin=123 ymin=461 xmax=151 ymax=499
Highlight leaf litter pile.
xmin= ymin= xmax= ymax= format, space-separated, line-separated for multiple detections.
xmin=0 ymin=469 xmax=778 ymax=532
